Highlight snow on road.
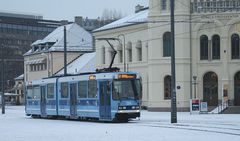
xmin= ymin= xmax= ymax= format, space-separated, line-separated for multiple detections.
xmin=0 ymin=106 xmax=240 ymax=141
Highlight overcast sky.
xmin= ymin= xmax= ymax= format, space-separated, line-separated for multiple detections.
xmin=0 ymin=0 xmax=148 ymax=21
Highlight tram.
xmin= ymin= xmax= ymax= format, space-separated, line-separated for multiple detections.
xmin=25 ymin=72 xmax=142 ymax=122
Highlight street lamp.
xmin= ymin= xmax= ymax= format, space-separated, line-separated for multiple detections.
xmin=117 ymin=34 xmax=126 ymax=72
xmin=193 ymin=76 xmax=197 ymax=99
xmin=170 ymin=0 xmax=177 ymax=123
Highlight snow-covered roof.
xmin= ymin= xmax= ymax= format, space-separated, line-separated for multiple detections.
xmin=14 ymin=74 xmax=24 ymax=80
xmin=94 ymin=9 xmax=148 ymax=32
xmin=24 ymin=23 xmax=93 ymax=56
xmin=56 ymin=52 xmax=96 ymax=75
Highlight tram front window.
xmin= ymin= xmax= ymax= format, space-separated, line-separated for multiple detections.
xmin=112 ymin=79 xmax=141 ymax=100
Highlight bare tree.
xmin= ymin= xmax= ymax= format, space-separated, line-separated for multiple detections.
xmin=101 ymin=9 xmax=122 ymax=21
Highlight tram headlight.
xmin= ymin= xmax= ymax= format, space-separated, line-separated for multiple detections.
xmin=118 ymin=106 xmax=123 ymax=110
xmin=123 ymin=106 xmax=126 ymax=110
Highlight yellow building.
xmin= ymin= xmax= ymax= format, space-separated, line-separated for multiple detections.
xmin=24 ymin=23 xmax=93 ymax=83
xmin=94 ymin=0 xmax=240 ymax=111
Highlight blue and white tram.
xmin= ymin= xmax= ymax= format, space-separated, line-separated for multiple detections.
xmin=25 ymin=72 xmax=142 ymax=122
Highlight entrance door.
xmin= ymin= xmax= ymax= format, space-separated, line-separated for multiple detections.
xmin=99 ymin=81 xmax=111 ymax=120
xmin=203 ymin=72 xmax=218 ymax=106
xmin=70 ymin=83 xmax=77 ymax=118
xmin=40 ymin=86 xmax=47 ymax=116
xmin=234 ymin=72 xmax=240 ymax=106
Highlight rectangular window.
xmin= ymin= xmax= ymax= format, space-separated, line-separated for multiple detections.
xmin=27 ymin=86 xmax=33 ymax=99
xmin=161 ymin=0 xmax=167 ymax=10
xmin=30 ymin=65 xmax=33 ymax=71
xmin=88 ymin=80 xmax=97 ymax=98
xmin=78 ymin=81 xmax=88 ymax=98
xmin=61 ymin=82 xmax=69 ymax=98
xmin=47 ymin=83 xmax=54 ymax=99
xmin=33 ymin=86 xmax=40 ymax=99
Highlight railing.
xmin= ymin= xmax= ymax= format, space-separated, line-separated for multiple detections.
xmin=191 ymin=0 xmax=240 ymax=13
xmin=218 ymin=100 xmax=229 ymax=114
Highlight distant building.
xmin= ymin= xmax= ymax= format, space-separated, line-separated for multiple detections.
xmin=24 ymin=23 xmax=93 ymax=83
xmin=0 ymin=11 xmax=64 ymax=92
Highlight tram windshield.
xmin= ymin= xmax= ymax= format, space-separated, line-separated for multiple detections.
xmin=112 ymin=79 xmax=141 ymax=100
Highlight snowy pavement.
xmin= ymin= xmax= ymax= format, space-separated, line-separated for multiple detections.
xmin=0 ymin=106 xmax=240 ymax=141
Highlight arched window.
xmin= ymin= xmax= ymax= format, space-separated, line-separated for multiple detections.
xmin=164 ymin=75 xmax=171 ymax=99
xmin=163 ymin=32 xmax=171 ymax=57
xmin=212 ymin=35 xmax=220 ymax=60
xmin=136 ymin=40 xmax=142 ymax=61
xmin=126 ymin=42 xmax=132 ymax=62
xmin=231 ymin=34 xmax=240 ymax=59
xmin=117 ymin=44 xmax=123 ymax=63
xmin=102 ymin=47 xmax=105 ymax=64
xmin=234 ymin=71 xmax=240 ymax=106
xmin=118 ymin=50 xmax=123 ymax=63
xmin=203 ymin=72 xmax=218 ymax=106
xmin=200 ymin=35 xmax=208 ymax=60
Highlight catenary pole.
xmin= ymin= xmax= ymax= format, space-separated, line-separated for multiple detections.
xmin=64 ymin=26 xmax=67 ymax=76
xmin=170 ymin=0 xmax=177 ymax=123
xmin=1 ymin=41 xmax=5 ymax=114
xmin=118 ymin=34 xmax=126 ymax=72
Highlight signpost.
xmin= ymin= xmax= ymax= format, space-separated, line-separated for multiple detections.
xmin=200 ymin=102 xmax=208 ymax=113
xmin=190 ymin=99 xmax=200 ymax=114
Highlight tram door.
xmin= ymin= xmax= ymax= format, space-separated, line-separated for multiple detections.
xmin=99 ymin=81 xmax=111 ymax=120
xmin=70 ymin=83 xmax=77 ymax=118
xmin=40 ymin=86 xmax=47 ymax=116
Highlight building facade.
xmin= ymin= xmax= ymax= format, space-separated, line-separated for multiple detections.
xmin=0 ymin=12 xmax=63 ymax=92
xmin=24 ymin=23 xmax=93 ymax=83
xmin=94 ymin=0 xmax=240 ymax=111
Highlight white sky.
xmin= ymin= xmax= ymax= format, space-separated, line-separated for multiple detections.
xmin=0 ymin=0 xmax=148 ymax=21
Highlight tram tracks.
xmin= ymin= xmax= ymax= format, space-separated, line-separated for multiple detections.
xmin=135 ymin=121 xmax=240 ymax=136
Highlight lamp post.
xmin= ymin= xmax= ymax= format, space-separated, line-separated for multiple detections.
xmin=64 ymin=26 xmax=67 ymax=76
xmin=193 ymin=76 xmax=197 ymax=99
xmin=117 ymin=34 xmax=126 ymax=72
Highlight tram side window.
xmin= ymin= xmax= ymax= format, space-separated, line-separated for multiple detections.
xmin=27 ymin=86 xmax=33 ymax=99
xmin=33 ymin=86 xmax=40 ymax=99
xmin=88 ymin=80 xmax=97 ymax=98
xmin=78 ymin=81 xmax=88 ymax=98
xmin=61 ymin=82 xmax=69 ymax=98
xmin=47 ymin=83 xmax=54 ymax=99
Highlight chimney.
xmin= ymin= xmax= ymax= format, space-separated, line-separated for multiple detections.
xmin=135 ymin=4 xmax=144 ymax=13
xmin=75 ymin=16 xmax=83 ymax=26
xmin=60 ymin=20 xmax=68 ymax=25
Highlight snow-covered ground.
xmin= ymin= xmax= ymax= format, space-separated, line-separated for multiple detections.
xmin=0 ymin=106 xmax=240 ymax=141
